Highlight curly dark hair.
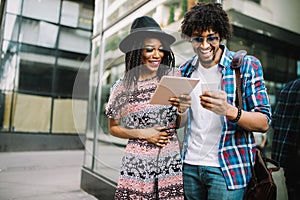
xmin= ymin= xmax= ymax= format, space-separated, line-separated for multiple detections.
xmin=181 ymin=2 xmax=232 ymax=41
xmin=123 ymin=39 xmax=175 ymax=89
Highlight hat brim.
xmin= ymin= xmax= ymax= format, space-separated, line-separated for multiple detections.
xmin=119 ymin=30 xmax=176 ymax=53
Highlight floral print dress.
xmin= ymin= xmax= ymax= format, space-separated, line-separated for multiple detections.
xmin=106 ymin=76 xmax=184 ymax=200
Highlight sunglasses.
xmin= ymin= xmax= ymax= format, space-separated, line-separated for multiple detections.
xmin=189 ymin=36 xmax=219 ymax=44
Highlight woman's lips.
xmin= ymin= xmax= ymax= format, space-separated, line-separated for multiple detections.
xmin=149 ymin=60 xmax=161 ymax=67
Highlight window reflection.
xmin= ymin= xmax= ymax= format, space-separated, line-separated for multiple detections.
xmin=19 ymin=18 xmax=58 ymax=48
xmin=105 ymin=0 xmax=146 ymax=27
xmin=58 ymin=27 xmax=91 ymax=54
xmin=61 ymin=1 xmax=93 ymax=30
xmin=19 ymin=51 xmax=54 ymax=94
xmin=61 ymin=1 xmax=80 ymax=28
xmin=78 ymin=4 xmax=94 ymax=30
xmin=4 ymin=14 xmax=19 ymax=42
xmin=0 ymin=41 xmax=18 ymax=91
xmin=22 ymin=0 xmax=60 ymax=23
xmin=12 ymin=93 xmax=51 ymax=132
xmin=6 ymin=0 xmax=22 ymax=14
xmin=93 ymin=0 xmax=104 ymax=35
xmin=0 ymin=0 xmax=94 ymax=134
xmin=38 ymin=22 xmax=59 ymax=47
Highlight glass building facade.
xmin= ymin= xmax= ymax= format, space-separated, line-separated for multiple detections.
xmin=0 ymin=0 xmax=94 ymax=150
xmin=81 ymin=0 xmax=300 ymax=199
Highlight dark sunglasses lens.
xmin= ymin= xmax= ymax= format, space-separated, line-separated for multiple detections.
xmin=207 ymin=36 xmax=218 ymax=43
xmin=192 ymin=38 xmax=203 ymax=43
xmin=191 ymin=36 xmax=218 ymax=44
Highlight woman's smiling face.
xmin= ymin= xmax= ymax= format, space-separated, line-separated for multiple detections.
xmin=141 ymin=38 xmax=165 ymax=76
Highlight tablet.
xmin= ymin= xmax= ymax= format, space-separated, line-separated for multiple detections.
xmin=149 ymin=76 xmax=200 ymax=105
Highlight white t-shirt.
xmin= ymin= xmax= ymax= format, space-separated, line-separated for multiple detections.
xmin=184 ymin=63 xmax=222 ymax=167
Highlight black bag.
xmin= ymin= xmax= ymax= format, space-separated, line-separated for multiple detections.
xmin=231 ymin=50 xmax=280 ymax=200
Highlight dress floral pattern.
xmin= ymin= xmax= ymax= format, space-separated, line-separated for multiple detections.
xmin=106 ymin=76 xmax=184 ymax=200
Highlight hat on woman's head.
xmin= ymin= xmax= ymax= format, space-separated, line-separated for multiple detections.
xmin=119 ymin=16 xmax=176 ymax=53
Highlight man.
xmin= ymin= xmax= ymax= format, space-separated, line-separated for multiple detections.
xmin=271 ymin=78 xmax=300 ymax=200
xmin=179 ymin=3 xmax=272 ymax=199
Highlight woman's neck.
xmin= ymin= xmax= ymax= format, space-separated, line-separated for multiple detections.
xmin=139 ymin=70 xmax=157 ymax=81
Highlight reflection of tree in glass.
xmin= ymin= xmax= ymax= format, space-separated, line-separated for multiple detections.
xmin=105 ymin=31 xmax=128 ymax=52
xmin=168 ymin=5 xmax=175 ymax=24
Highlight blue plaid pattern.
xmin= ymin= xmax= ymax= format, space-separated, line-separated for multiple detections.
xmin=180 ymin=45 xmax=272 ymax=189
xmin=271 ymin=79 xmax=300 ymax=167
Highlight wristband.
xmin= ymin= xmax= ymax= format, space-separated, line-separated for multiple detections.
xmin=230 ymin=106 xmax=242 ymax=123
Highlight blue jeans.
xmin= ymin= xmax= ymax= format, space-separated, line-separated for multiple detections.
xmin=183 ymin=163 xmax=245 ymax=200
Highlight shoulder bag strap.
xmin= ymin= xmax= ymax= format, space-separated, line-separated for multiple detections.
xmin=231 ymin=50 xmax=247 ymax=107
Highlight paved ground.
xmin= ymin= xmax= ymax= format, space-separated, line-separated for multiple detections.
xmin=0 ymin=148 xmax=288 ymax=200
xmin=0 ymin=150 xmax=97 ymax=200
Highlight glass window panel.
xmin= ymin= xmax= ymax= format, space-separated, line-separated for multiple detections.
xmin=61 ymin=1 xmax=80 ymax=28
xmin=58 ymin=27 xmax=91 ymax=54
xmin=0 ymin=41 xmax=18 ymax=91
xmin=94 ymin=141 xmax=124 ymax=183
xmin=6 ymin=0 xmax=22 ymax=14
xmin=83 ymin=139 xmax=94 ymax=169
xmin=38 ymin=22 xmax=59 ymax=48
xmin=94 ymin=31 xmax=127 ymax=138
xmin=54 ymin=51 xmax=90 ymax=98
xmin=86 ymin=37 xmax=101 ymax=136
xmin=19 ymin=43 xmax=57 ymax=55
xmin=12 ymin=93 xmax=51 ymax=132
xmin=93 ymin=0 xmax=104 ymax=35
xmin=18 ymin=45 xmax=55 ymax=94
xmin=105 ymin=0 xmax=146 ymax=27
xmin=22 ymin=0 xmax=60 ymax=23
xmin=78 ymin=4 xmax=93 ymax=30
xmin=54 ymin=67 xmax=89 ymax=98
xmin=0 ymin=91 xmax=13 ymax=131
xmin=52 ymin=98 xmax=87 ymax=133
xmin=72 ymin=99 xmax=88 ymax=133
xmin=19 ymin=18 xmax=58 ymax=48
xmin=19 ymin=19 xmax=39 ymax=46
xmin=4 ymin=14 xmax=20 ymax=41
xmin=71 ymin=66 xmax=90 ymax=99
xmin=54 ymin=67 xmax=77 ymax=97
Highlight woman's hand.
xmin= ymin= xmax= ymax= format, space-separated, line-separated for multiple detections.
xmin=169 ymin=94 xmax=191 ymax=114
xmin=141 ymin=127 xmax=174 ymax=147
xmin=109 ymin=119 xmax=174 ymax=147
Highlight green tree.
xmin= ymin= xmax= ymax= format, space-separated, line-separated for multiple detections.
xmin=180 ymin=0 xmax=188 ymax=18
xmin=168 ymin=5 xmax=175 ymax=24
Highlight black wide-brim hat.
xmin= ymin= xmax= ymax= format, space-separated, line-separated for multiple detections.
xmin=119 ymin=16 xmax=176 ymax=53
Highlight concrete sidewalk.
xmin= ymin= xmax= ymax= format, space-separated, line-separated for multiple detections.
xmin=0 ymin=149 xmax=288 ymax=200
xmin=0 ymin=150 xmax=98 ymax=200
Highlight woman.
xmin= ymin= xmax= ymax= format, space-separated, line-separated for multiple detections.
xmin=105 ymin=16 xmax=189 ymax=199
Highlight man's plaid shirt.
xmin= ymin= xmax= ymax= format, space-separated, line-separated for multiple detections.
xmin=180 ymin=45 xmax=272 ymax=189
